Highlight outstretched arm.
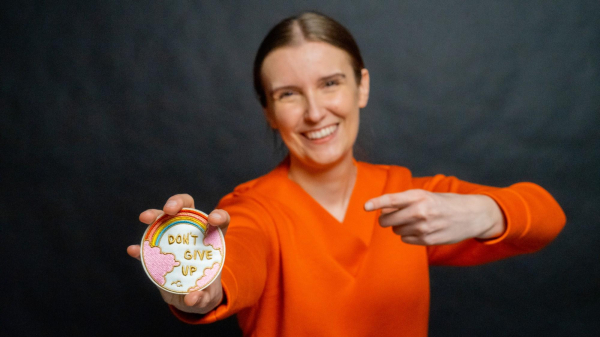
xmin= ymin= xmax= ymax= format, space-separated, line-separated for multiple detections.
xmin=365 ymin=173 xmax=565 ymax=266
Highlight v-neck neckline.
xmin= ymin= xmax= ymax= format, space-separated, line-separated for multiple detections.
xmin=277 ymin=158 xmax=358 ymax=225
xmin=272 ymin=158 xmax=380 ymax=248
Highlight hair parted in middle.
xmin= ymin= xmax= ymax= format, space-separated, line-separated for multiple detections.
xmin=253 ymin=11 xmax=365 ymax=107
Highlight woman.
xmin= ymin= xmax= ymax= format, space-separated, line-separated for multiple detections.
xmin=127 ymin=12 xmax=565 ymax=336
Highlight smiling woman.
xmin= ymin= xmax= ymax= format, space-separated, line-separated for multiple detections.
xmin=128 ymin=11 xmax=566 ymax=337
xmin=261 ymin=42 xmax=368 ymax=164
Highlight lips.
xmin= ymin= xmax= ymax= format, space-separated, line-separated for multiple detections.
xmin=303 ymin=124 xmax=338 ymax=140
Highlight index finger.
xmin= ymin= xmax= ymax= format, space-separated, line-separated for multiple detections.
xmin=163 ymin=193 xmax=195 ymax=215
xmin=364 ymin=190 xmax=426 ymax=211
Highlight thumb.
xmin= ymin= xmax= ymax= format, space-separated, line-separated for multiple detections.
xmin=207 ymin=209 xmax=230 ymax=235
xmin=184 ymin=290 xmax=204 ymax=307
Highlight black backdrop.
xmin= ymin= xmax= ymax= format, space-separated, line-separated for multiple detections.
xmin=2 ymin=1 xmax=599 ymax=336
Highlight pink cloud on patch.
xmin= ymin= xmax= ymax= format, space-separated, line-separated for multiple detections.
xmin=143 ymin=241 xmax=180 ymax=285
xmin=189 ymin=262 xmax=221 ymax=291
xmin=203 ymin=226 xmax=223 ymax=252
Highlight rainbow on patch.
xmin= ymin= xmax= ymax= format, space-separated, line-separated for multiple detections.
xmin=144 ymin=209 xmax=209 ymax=247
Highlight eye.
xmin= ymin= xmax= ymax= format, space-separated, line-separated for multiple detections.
xmin=278 ymin=91 xmax=294 ymax=100
xmin=324 ymin=79 xmax=339 ymax=87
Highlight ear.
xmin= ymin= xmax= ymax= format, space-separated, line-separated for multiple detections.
xmin=263 ymin=107 xmax=278 ymax=129
xmin=358 ymin=68 xmax=370 ymax=108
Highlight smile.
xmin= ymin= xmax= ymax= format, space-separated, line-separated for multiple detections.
xmin=303 ymin=124 xmax=338 ymax=140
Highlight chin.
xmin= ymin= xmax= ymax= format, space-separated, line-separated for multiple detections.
xmin=299 ymin=149 xmax=350 ymax=169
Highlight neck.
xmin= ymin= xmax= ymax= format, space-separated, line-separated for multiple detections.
xmin=288 ymin=153 xmax=357 ymax=222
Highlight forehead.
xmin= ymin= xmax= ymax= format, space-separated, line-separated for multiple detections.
xmin=261 ymin=41 xmax=353 ymax=88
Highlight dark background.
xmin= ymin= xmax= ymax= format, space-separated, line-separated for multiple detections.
xmin=2 ymin=1 xmax=599 ymax=336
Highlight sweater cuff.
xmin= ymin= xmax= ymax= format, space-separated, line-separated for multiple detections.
xmin=169 ymin=264 xmax=238 ymax=324
xmin=477 ymin=188 xmax=530 ymax=245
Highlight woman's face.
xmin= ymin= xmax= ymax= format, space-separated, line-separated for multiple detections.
xmin=261 ymin=41 xmax=370 ymax=170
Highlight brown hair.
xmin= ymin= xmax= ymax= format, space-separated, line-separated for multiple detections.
xmin=253 ymin=12 xmax=365 ymax=107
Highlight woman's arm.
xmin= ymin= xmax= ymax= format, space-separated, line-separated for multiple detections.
xmin=426 ymin=177 xmax=565 ymax=266
xmin=365 ymin=172 xmax=566 ymax=266
xmin=176 ymin=194 xmax=274 ymax=323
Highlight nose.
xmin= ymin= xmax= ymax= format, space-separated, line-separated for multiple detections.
xmin=304 ymin=90 xmax=325 ymax=123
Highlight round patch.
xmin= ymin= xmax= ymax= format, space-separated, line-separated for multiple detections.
xmin=140 ymin=208 xmax=225 ymax=294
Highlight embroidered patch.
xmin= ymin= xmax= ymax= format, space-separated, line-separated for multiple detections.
xmin=140 ymin=208 xmax=225 ymax=294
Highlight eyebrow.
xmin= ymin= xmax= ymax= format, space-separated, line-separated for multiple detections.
xmin=269 ymin=73 xmax=347 ymax=96
xmin=319 ymin=73 xmax=346 ymax=84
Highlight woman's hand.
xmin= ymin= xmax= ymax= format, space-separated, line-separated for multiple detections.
xmin=127 ymin=193 xmax=230 ymax=314
xmin=364 ymin=189 xmax=505 ymax=245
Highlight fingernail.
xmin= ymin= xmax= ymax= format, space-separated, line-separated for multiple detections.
xmin=364 ymin=201 xmax=373 ymax=211
xmin=165 ymin=200 xmax=177 ymax=208
xmin=211 ymin=212 xmax=222 ymax=220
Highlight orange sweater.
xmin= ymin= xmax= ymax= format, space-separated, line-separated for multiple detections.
xmin=172 ymin=161 xmax=565 ymax=336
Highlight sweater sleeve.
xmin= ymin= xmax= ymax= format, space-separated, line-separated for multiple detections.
xmin=170 ymin=194 xmax=274 ymax=323
xmin=411 ymin=174 xmax=566 ymax=266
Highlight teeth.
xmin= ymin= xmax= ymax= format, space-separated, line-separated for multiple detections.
xmin=305 ymin=125 xmax=337 ymax=140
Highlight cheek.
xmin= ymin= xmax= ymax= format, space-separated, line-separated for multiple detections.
xmin=272 ymin=105 xmax=303 ymax=131
xmin=329 ymin=92 xmax=359 ymax=119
